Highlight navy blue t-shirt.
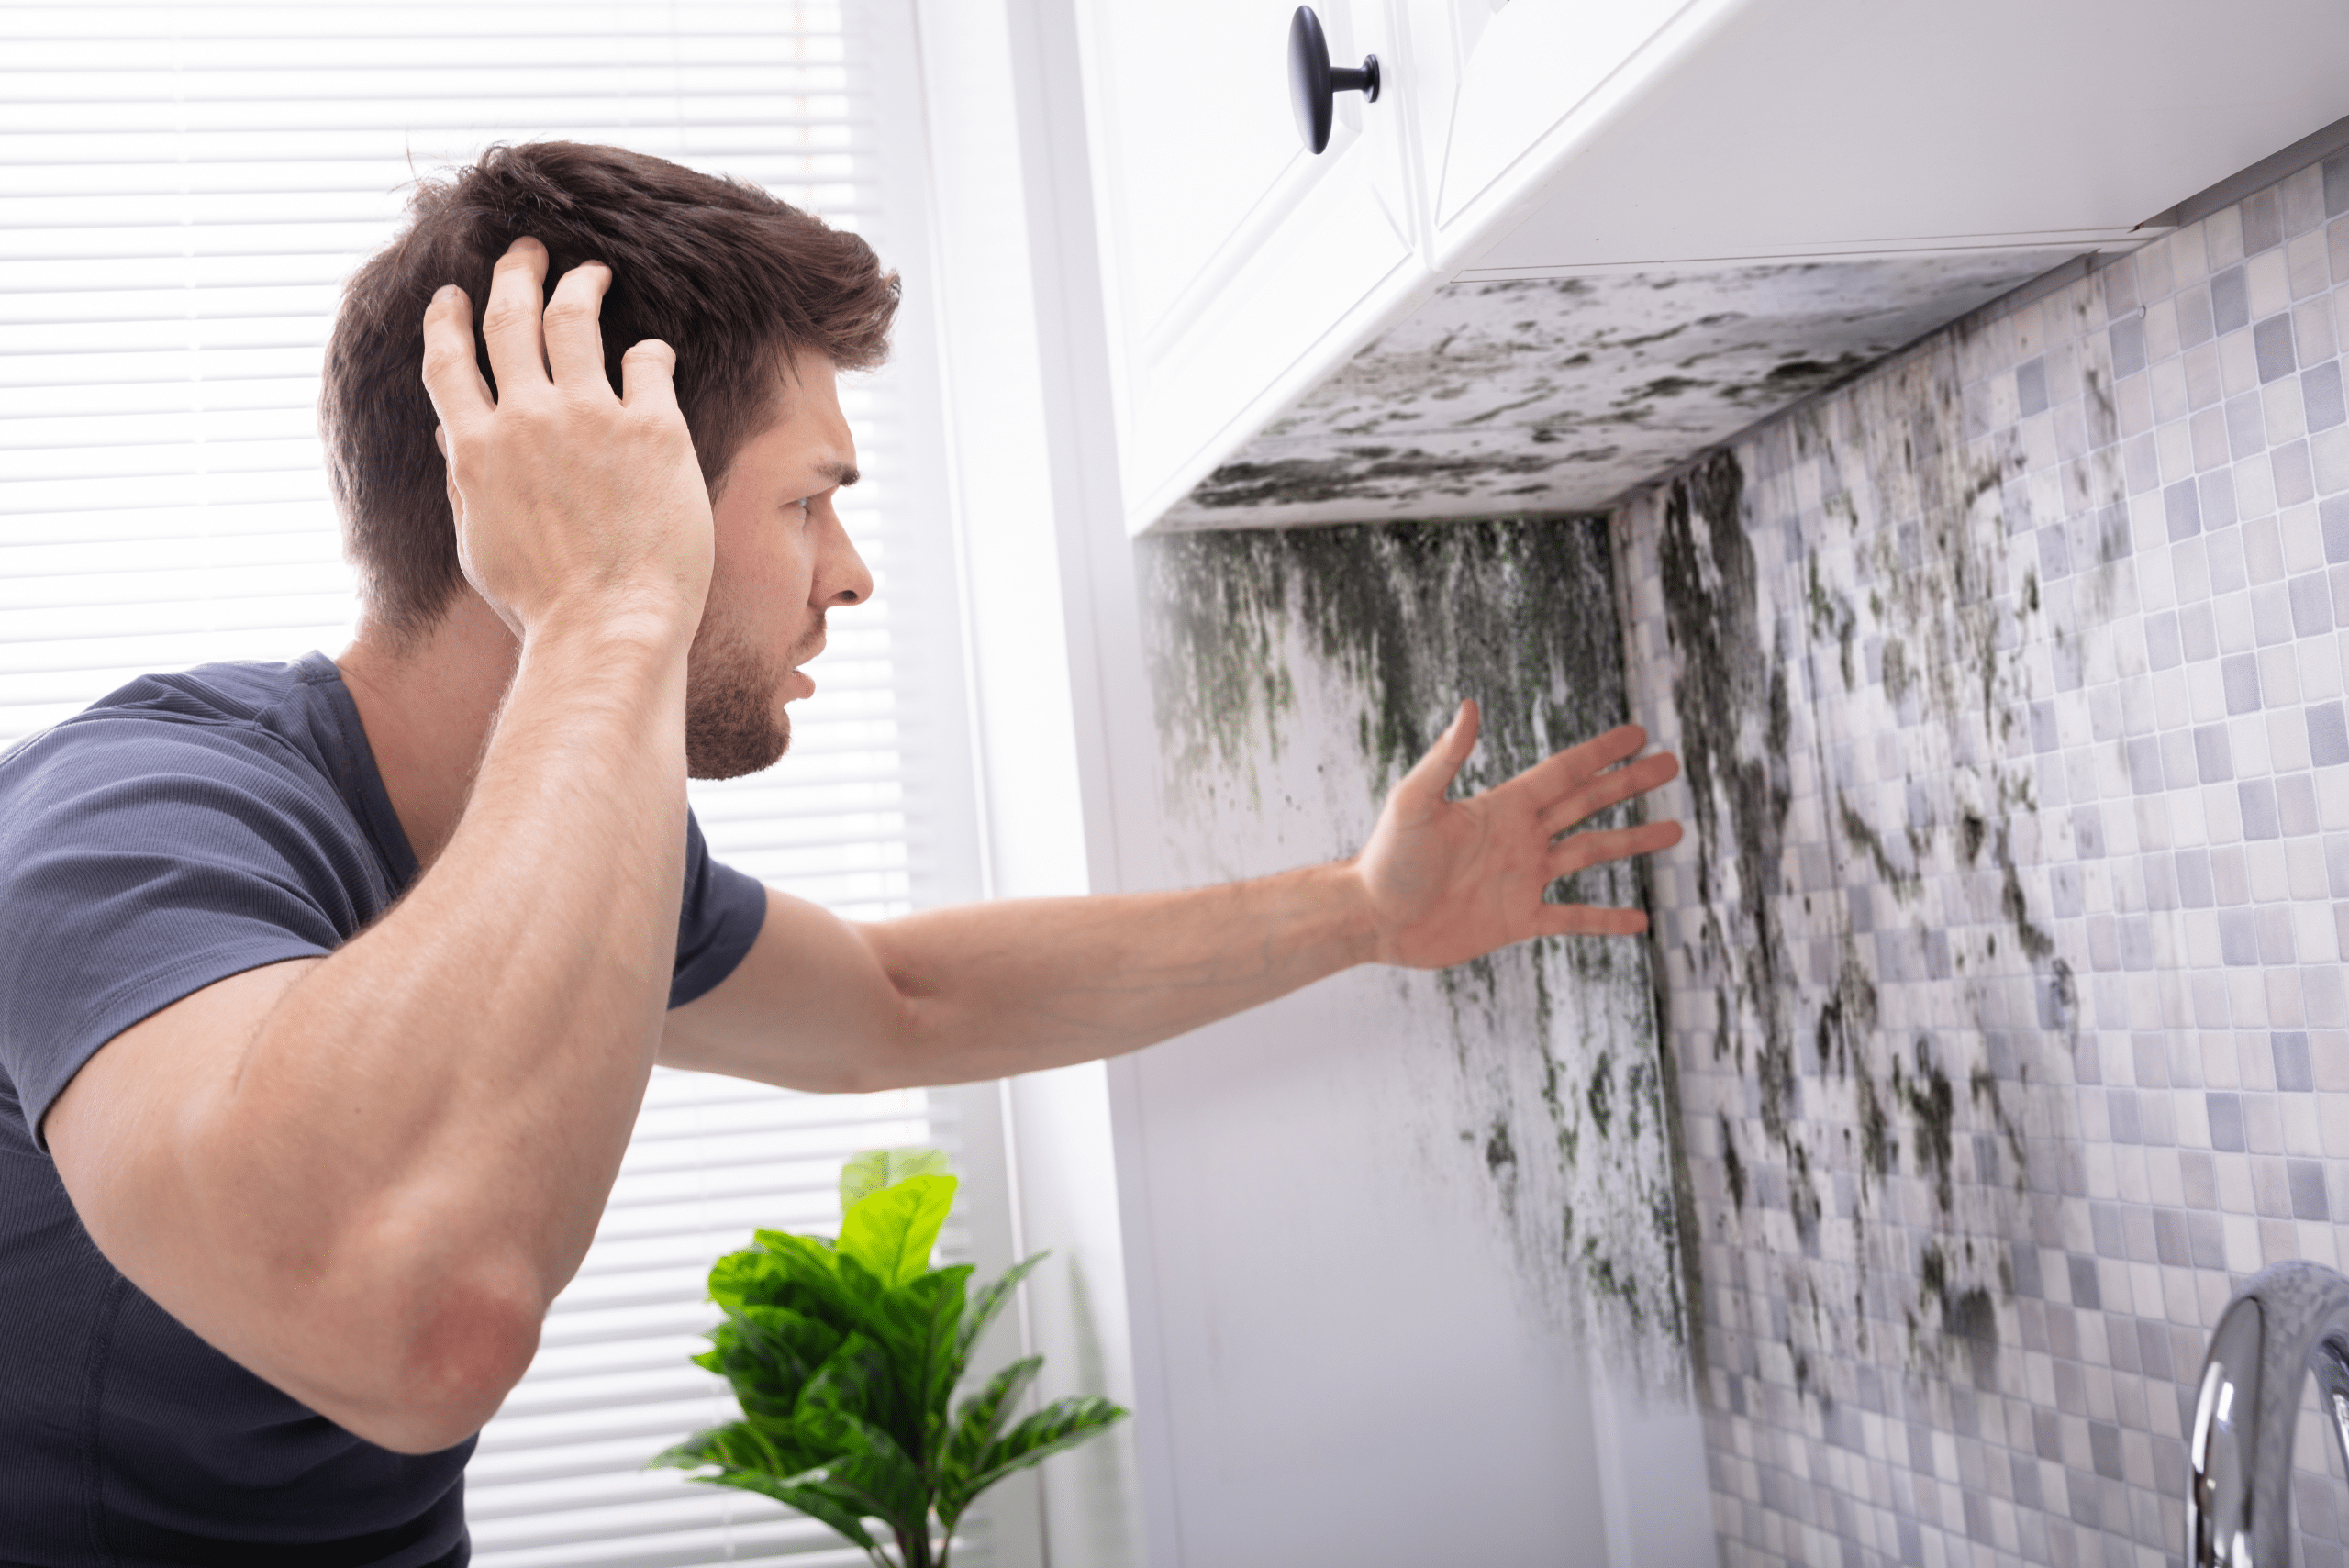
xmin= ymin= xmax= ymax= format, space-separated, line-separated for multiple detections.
xmin=0 ymin=653 xmax=768 ymax=1566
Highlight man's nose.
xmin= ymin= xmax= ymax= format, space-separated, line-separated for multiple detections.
xmin=819 ymin=517 xmax=874 ymax=607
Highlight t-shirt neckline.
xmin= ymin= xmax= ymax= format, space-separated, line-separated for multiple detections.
xmin=294 ymin=650 xmax=421 ymax=891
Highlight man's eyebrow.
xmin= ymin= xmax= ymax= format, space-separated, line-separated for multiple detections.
xmin=816 ymin=458 xmax=860 ymax=488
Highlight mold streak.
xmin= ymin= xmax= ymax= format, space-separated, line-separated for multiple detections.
xmin=1141 ymin=517 xmax=1690 ymax=1386
xmin=1162 ymin=252 xmax=2090 ymax=532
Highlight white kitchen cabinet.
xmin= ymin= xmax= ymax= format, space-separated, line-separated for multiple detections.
xmin=1070 ymin=0 xmax=1422 ymax=537
xmin=1068 ymin=0 xmax=2349 ymax=537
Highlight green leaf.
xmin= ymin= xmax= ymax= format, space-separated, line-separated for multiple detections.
xmin=652 ymin=1421 xmax=796 ymax=1479
xmin=652 ymin=1423 xmax=844 ymax=1531
xmin=837 ymin=1173 xmax=957 ymax=1289
xmin=940 ymin=1396 xmax=1130 ymax=1529
xmin=953 ymin=1252 xmax=1047 ymax=1379
xmin=863 ymin=1265 xmax=973 ymax=1463
xmin=731 ymin=1303 xmax=845 ymax=1383
xmin=941 ymin=1355 xmax=1041 ymax=1496
xmin=742 ymin=1473 xmax=880 ymax=1551
xmin=788 ymin=1352 xmax=932 ymax=1544
xmin=796 ymin=1332 xmax=895 ymax=1451
xmin=841 ymin=1146 xmax=952 ymax=1209
xmin=712 ymin=1235 xmax=863 ymax=1330
xmin=831 ymin=1250 xmax=888 ymax=1325
xmin=799 ymin=1448 xmax=930 ymax=1543
xmin=700 ymin=1305 xmax=845 ymax=1426
xmin=699 ymin=1319 xmax=797 ymax=1428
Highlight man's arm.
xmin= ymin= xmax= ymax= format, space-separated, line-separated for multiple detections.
xmin=662 ymin=704 xmax=1681 ymax=1091
xmin=44 ymin=239 xmax=712 ymax=1455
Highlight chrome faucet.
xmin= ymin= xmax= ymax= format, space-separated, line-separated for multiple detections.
xmin=2189 ymin=1261 xmax=2349 ymax=1565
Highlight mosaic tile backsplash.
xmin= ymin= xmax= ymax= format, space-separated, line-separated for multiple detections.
xmin=1615 ymin=151 xmax=2349 ymax=1565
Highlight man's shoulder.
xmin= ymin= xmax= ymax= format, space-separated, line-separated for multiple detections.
xmin=0 ymin=655 xmax=370 ymax=853
xmin=3 ymin=655 xmax=338 ymax=779
xmin=62 ymin=653 xmax=333 ymax=733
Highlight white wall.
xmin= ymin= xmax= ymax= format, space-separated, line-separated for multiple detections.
xmin=913 ymin=5 xmax=1711 ymax=1563
xmin=909 ymin=1 xmax=1150 ymax=1563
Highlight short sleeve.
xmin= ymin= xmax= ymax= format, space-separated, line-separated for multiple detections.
xmin=671 ymin=811 xmax=767 ymax=1008
xmin=0 ymin=720 xmax=391 ymax=1145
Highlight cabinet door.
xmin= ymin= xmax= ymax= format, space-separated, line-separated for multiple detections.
xmin=1400 ymin=0 xmax=1723 ymax=261
xmin=1074 ymin=0 xmax=1427 ymax=532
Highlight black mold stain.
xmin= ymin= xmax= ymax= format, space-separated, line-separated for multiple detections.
xmin=1719 ymin=1112 xmax=1746 ymax=1213
xmin=1919 ymin=1242 xmax=1998 ymax=1384
xmin=1901 ymin=1039 xmax=1955 ymax=1214
xmin=1637 ymin=324 xmax=2100 ymax=1427
xmin=1485 ymin=1117 xmax=1519 ymax=1179
xmin=1173 ymin=257 xmax=2072 ymax=528
xmin=1140 ymin=517 xmax=1693 ymax=1372
xmin=1837 ymin=793 xmax=1919 ymax=902
xmin=1586 ymin=1050 xmax=1616 ymax=1140
xmin=1186 ymin=448 xmax=1565 ymax=512
xmin=1655 ymin=450 xmax=1809 ymax=1224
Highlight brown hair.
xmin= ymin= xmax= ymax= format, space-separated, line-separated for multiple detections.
xmin=320 ymin=141 xmax=899 ymax=642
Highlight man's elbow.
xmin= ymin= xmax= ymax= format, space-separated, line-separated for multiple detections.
xmin=328 ymin=1273 xmax=545 ymax=1455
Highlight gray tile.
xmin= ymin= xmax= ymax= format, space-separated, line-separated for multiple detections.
xmin=2258 ymin=315 xmax=2300 ymax=381
xmin=2324 ymin=494 xmax=2349 ymax=562
xmin=2241 ymin=778 xmax=2280 ymax=838
xmin=2310 ymin=361 xmax=2349 ymax=431
xmin=2291 ymin=570 xmax=2336 ymax=633
xmin=2020 ymin=357 xmax=2050 ymax=417
xmin=2278 ymin=773 xmax=2320 ymax=834
xmin=2221 ymin=656 xmax=2263 ymax=715
xmin=2244 ymin=188 xmax=2286 ymax=254
xmin=2213 ymin=267 xmax=2251 ymax=335
xmin=1617 ymin=154 xmax=2349 ymax=1568
xmin=2274 ymin=1030 xmax=2315 ymax=1089
xmin=2291 ymin=1159 xmax=2332 ymax=1218
xmin=2322 ymin=149 xmax=2349 ymax=217
xmin=2311 ymin=702 xmax=2349 ymax=766
xmin=2166 ymin=480 xmax=2202 ymax=539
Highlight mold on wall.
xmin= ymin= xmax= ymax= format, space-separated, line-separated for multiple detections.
xmin=1157 ymin=251 xmax=2090 ymax=534
xmin=1138 ymin=517 xmax=1694 ymax=1385
xmin=1622 ymin=154 xmax=2349 ymax=1566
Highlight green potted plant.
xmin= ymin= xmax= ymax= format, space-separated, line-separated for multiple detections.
xmin=653 ymin=1148 xmax=1127 ymax=1568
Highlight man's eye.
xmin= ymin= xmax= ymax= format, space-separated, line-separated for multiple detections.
xmin=790 ymin=496 xmax=812 ymax=519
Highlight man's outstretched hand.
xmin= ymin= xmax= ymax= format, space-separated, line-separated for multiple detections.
xmin=1353 ymin=700 xmax=1682 ymax=970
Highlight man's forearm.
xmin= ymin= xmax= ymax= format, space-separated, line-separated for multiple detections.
xmin=664 ymin=709 xmax=1678 ymax=1097
xmin=863 ymin=862 xmax=1379 ymax=1081
xmin=59 ymin=624 xmax=693 ymax=1454
xmin=662 ymin=862 xmax=1381 ymax=1093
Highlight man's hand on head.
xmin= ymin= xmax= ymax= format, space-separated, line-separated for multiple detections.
xmin=1350 ymin=701 xmax=1682 ymax=970
xmin=422 ymin=236 xmax=714 ymax=647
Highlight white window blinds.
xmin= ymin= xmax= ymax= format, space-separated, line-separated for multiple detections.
xmin=0 ymin=2 xmax=990 ymax=1562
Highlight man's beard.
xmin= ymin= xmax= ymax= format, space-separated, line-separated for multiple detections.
xmin=684 ymin=614 xmax=816 ymax=781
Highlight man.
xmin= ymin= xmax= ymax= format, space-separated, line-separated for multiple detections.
xmin=0 ymin=143 xmax=1680 ymax=1562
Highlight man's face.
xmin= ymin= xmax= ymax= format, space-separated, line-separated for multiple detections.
xmin=685 ymin=353 xmax=873 ymax=780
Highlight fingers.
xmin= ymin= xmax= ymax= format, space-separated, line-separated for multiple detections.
xmin=1399 ymin=700 xmax=1479 ymax=803
xmin=1514 ymin=722 xmax=1649 ymax=801
xmin=541 ymin=260 xmax=614 ymax=388
xmin=1532 ymin=902 xmax=1651 ymax=939
xmin=440 ymin=438 xmax=465 ymax=528
xmin=479 ymin=236 xmax=551 ymax=397
xmin=1548 ymin=818 xmax=1684 ymax=875
xmin=1536 ymin=747 xmax=1679 ymax=832
xmin=619 ymin=339 xmax=681 ymax=414
xmin=418 ymin=284 xmax=494 ymax=435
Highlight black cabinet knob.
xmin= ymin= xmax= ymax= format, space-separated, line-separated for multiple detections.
xmin=1289 ymin=6 xmax=1379 ymax=155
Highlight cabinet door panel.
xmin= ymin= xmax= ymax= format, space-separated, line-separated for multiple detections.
xmin=1130 ymin=151 xmax=1417 ymax=521
xmin=1085 ymin=0 xmax=1386 ymax=340
xmin=1434 ymin=0 xmax=1698 ymax=227
xmin=1079 ymin=0 xmax=1422 ymax=528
